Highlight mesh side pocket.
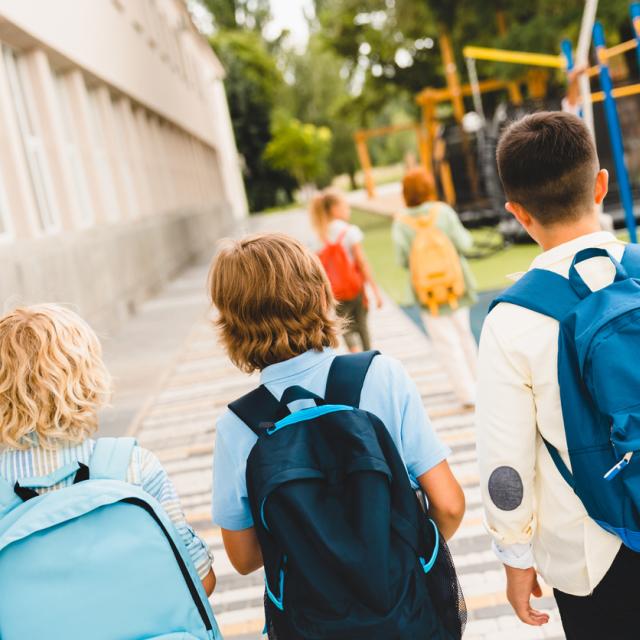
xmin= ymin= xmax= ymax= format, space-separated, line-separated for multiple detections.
xmin=264 ymin=590 xmax=281 ymax=640
xmin=424 ymin=526 xmax=467 ymax=640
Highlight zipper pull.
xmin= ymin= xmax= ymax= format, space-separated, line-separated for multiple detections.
xmin=604 ymin=451 xmax=634 ymax=481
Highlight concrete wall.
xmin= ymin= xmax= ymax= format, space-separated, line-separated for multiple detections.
xmin=0 ymin=204 xmax=234 ymax=334
xmin=0 ymin=0 xmax=247 ymax=330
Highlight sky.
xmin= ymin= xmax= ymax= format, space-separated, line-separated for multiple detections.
xmin=265 ymin=0 xmax=314 ymax=50
xmin=189 ymin=0 xmax=314 ymax=51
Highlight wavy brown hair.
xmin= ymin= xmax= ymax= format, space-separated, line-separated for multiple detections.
xmin=208 ymin=233 xmax=340 ymax=372
xmin=0 ymin=304 xmax=111 ymax=450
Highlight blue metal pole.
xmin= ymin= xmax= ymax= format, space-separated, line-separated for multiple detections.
xmin=593 ymin=21 xmax=637 ymax=242
xmin=631 ymin=3 xmax=640 ymax=73
xmin=561 ymin=38 xmax=574 ymax=71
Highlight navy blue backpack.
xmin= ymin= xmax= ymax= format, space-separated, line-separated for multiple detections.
xmin=229 ymin=351 xmax=466 ymax=640
xmin=490 ymin=244 xmax=640 ymax=550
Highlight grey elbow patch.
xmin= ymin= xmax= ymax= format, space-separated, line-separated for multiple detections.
xmin=488 ymin=466 xmax=523 ymax=511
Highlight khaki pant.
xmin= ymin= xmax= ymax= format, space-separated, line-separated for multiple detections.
xmin=421 ymin=307 xmax=477 ymax=405
xmin=337 ymin=293 xmax=371 ymax=351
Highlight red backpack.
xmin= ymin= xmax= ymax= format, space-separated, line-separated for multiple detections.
xmin=317 ymin=229 xmax=363 ymax=301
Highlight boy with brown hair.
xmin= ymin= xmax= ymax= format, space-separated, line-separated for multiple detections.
xmin=477 ymin=111 xmax=639 ymax=639
xmin=209 ymin=233 xmax=466 ymax=638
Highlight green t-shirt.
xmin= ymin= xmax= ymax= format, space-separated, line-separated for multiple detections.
xmin=391 ymin=201 xmax=478 ymax=314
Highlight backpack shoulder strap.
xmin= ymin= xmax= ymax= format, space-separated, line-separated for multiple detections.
xmin=622 ymin=243 xmax=640 ymax=277
xmin=228 ymin=385 xmax=280 ymax=436
xmin=90 ymin=437 xmax=136 ymax=481
xmin=398 ymin=214 xmax=419 ymax=231
xmin=489 ymin=268 xmax=580 ymax=321
xmin=325 ymin=350 xmax=380 ymax=407
xmin=0 ymin=475 xmax=18 ymax=515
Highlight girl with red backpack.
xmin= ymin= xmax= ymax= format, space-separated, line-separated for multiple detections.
xmin=310 ymin=189 xmax=382 ymax=351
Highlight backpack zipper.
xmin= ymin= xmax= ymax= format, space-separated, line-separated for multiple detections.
xmin=122 ymin=498 xmax=213 ymax=632
xmin=604 ymin=451 xmax=634 ymax=481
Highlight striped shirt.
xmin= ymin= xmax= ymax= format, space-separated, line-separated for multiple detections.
xmin=0 ymin=439 xmax=212 ymax=579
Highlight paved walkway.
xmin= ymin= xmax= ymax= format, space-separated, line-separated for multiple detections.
xmin=105 ymin=212 xmax=565 ymax=639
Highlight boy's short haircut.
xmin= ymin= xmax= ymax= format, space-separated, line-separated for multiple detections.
xmin=0 ymin=304 xmax=111 ymax=450
xmin=496 ymin=111 xmax=599 ymax=225
xmin=209 ymin=233 xmax=340 ymax=373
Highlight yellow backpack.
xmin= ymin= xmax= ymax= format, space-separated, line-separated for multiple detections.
xmin=399 ymin=205 xmax=465 ymax=316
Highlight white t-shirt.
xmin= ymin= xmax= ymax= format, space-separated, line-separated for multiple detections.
xmin=324 ymin=219 xmax=364 ymax=261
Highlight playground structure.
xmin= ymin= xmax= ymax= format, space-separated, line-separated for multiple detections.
xmin=353 ymin=1 xmax=640 ymax=242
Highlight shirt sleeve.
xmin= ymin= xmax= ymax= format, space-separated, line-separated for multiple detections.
xmin=136 ymin=447 xmax=213 ymax=580
xmin=345 ymin=223 xmax=364 ymax=247
xmin=211 ymin=413 xmax=255 ymax=531
xmin=441 ymin=205 xmax=473 ymax=253
xmin=476 ymin=314 xmax=538 ymax=554
xmin=391 ymin=218 xmax=411 ymax=268
xmin=398 ymin=362 xmax=451 ymax=481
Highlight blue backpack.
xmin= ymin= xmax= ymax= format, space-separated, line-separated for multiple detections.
xmin=490 ymin=244 xmax=640 ymax=550
xmin=0 ymin=437 xmax=222 ymax=640
xmin=229 ymin=351 xmax=466 ymax=640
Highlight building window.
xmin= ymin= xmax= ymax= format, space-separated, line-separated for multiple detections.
xmin=111 ymin=97 xmax=139 ymax=216
xmin=87 ymin=89 xmax=120 ymax=222
xmin=2 ymin=45 xmax=60 ymax=234
xmin=0 ymin=161 xmax=12 ymax=239
xmin=54 ymin=75 xmax=94 ymax=226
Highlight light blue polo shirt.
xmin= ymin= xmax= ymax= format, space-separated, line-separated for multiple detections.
xmin=212 ymin=348 xmax=451 ymax=531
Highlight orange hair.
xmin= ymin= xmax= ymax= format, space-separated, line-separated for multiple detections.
xmin=402 ymin=168 xmax=437 ymax=207
xmin=208 ymin=233 xmax=340 ymax=373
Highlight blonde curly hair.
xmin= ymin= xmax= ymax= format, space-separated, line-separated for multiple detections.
xmin=0 ymin=304 xmax=111 ymax=450
xmin=209 ymin=233 xmax=340 ymax=373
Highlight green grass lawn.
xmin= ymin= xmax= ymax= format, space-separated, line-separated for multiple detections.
xmin=350 ymin=208 xmax=542 ymax=304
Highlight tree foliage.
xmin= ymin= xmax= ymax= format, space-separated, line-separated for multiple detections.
xmin=211 ymin=30 xmax=294 ymax=211
xmin=199 ymin=0 xmax=271 ymax=32
xmin=204 ymin=0 xmax=637 ymax=210
xmin=264 ymin=117 xmax=333 ymax=185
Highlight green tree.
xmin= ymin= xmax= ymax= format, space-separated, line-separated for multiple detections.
xmin=264 ymin=117 xmax=333 ymax=186
xmin=279 ymin=35 xmax=363 ymax=187
xmin=199 ymin=0 xmax=271 ymax=32
xmin=212 ymin=30 xmax=295 ymax=211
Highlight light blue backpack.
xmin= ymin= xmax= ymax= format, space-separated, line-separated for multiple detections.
xmin=490 ymin=244 xmax=640 ymax=550
xmin=0 ymin=437 xmax=222 ymax=640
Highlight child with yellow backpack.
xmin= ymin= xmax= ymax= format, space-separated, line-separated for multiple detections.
xmin=392 ymin=168 xmax=478 ymax=408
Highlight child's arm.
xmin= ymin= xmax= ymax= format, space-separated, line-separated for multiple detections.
xmin=391 ymin=218 xmax=411 ymax=268
xmin=442 ymin=205 xmax=473 ymax=253
xmin=384 ymin=356 xmax=464 ymax=539
xmin=352 ymin=243 xmax=383 ymax=308
xmin=417 ymin=461 xmax=465 ymax=540
xmin=476 ymin=316 xmax=543 ymax=625
xmin=221 ymin=526 xmax=263 ymax=575
xmin=138 ymin=447 xmax=216 ymax=595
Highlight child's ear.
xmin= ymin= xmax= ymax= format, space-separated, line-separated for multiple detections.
xmin=594 ymin=169 xmax=609 ymax=205
xmin=505 ymin=201 xmax=532 ymax=228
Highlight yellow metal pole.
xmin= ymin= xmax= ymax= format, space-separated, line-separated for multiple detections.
xmin=507 ymin=81 xmax=524 ymax=105
xmin=440 ymin=29 xmax=478 ymax=198
xmin=441 ymin=31 xmax=465 ymax=123
xmin=591 ymin=82 xmax=640 ymax=102
xmin=354 ymin=133 xmax=375 ymax=199
xmin=420 ymin=99 xmax=436 ymax=176
xmin=462 ymin=45 xmax=564 ymax=68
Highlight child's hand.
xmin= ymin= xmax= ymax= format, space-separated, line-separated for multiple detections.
xmin=375 ymin=292 xmax=384 ymax=309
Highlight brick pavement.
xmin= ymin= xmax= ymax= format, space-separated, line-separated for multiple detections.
xmin=106 ymin=212 xmax=566 ymax=639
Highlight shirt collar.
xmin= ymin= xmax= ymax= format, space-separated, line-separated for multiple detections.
xmin=507 ymin=231 xmax=621 ymax=282
xmin=260 ymin=347 xmax=336 ymax=385
xmin=530 ymin=231 xmax=620 ymax=270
